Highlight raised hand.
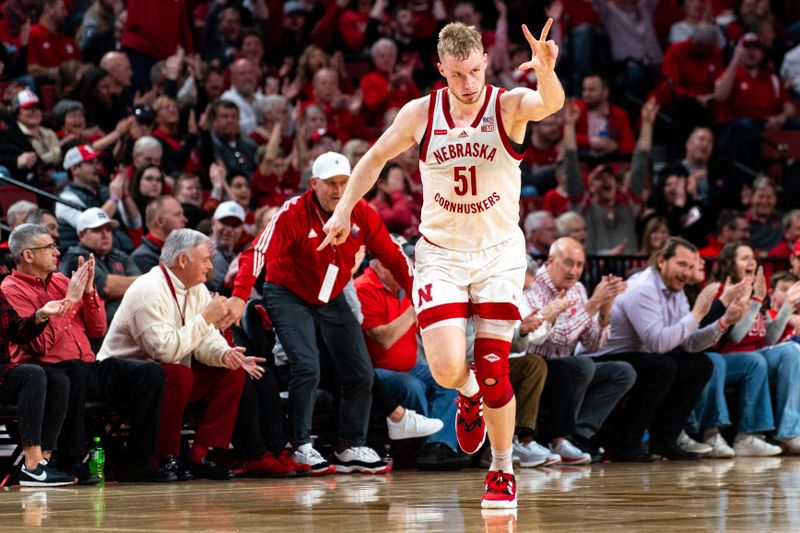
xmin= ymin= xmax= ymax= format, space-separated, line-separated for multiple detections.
xmin=203 ymin=294 xmax=229 ymax=327
xmin=785 ymin=281 xmax=800 ymax=308
xmin=692 ymin=282 xmax=720 ymax=323
xmin=753 ymin=266 xmax=766 ymax=300
xmin=541 ymin=293 xmax=576 ymax=324
xmin=721 ymin=298 xmax=746 ymax=326
xmin=518 ymin=18 xmax=559 ymax=73
xmin=66 ymin=258 xmax=90 ymax=303
xmin=519 ymin=310 xmax=545 ymax=336
xmin=39 ymin=299 xmax=68 ymax=319
xmin=84 ymin=254 xmax=96 ymax=294
xmin=641 ymin=97 xmax=659 ymax=125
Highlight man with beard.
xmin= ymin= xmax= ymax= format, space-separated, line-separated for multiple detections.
xmin=572 ymin=74 xmax=635 ymax=160
xmin=221 ymin=59 xmax=267 ymax=137
xmin=27 ymin=0 xmax=80 ymax=81
xmin=564 ymin=98 xmax=657 ymax=254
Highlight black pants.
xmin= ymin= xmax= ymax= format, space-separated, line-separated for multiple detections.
xmin=46 ymin=358 xmax=164 ymax=465
xmin=265 ymin=284 xmax=373 ymax=447
xmin=0 ymin=364 xmax=69 ymax=450
xmin=594 ymin=351 xmax=712 ymax=451
xmin=233 ymin=370 xmax=287 ymax=460
xmin=538 ymin=358 xmax=592 ymax=442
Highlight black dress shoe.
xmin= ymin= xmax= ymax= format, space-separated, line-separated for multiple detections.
xmin=611 ymin=446 xmax=658 ymax=463
xmin=187 ymin=457 xmax=234 ymax=480
xmin=162 ymin=456 xmax=194 ymax=481
xmin=117 ymin=463 xmax=178 ymax=483
xmin=416 ymin=442 xmax=472 ymax=471
xmin=651 ymin=443 xmax=700 ymax=460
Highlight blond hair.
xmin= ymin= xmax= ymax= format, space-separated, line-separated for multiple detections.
xmin=438 ymin=23 xmax=483 ymax=61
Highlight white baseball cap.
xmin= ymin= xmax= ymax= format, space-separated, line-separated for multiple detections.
xmin=311 ymin=152 xmax=351 ymax=180
xmin=12 ymin=89 xmax=40 ymax=112
xmin=63 ymin=144 xmax=101 ymax=170
xmin=213 ymin=201 xmax=246 ymax=222
xmin=77 ymin=207 xmax=119 ymax=233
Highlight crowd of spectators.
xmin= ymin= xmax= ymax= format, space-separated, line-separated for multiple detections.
xmin=0 ymin=0 xmax=800 ymax=486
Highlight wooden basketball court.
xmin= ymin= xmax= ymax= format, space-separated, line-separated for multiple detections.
xmin=2 ymin=457 xmax=800 ymax=531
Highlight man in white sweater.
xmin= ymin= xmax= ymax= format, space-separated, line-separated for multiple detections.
xmin=98 ymin=229 xmax=264 ymax=480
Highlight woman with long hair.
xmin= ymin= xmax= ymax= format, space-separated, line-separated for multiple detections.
xmin=639 ymin=216 xmax=670 ymax=259
xmin=131 ymin=164 xmax=165 ymax=222
xmin=688 ymin=242 xmax=800 ymax=457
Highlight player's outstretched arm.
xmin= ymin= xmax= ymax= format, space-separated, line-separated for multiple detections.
xmin=318 ymin=98 xmax=425 ymax=249
xmin=506 ymin=18 xmax=565 ymax=123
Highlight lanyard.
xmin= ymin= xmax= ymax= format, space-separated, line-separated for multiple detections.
xmin=159 ymin=263 xmax=187 ymax=326
xmin=312 ymin=203 xmax=338 ymax=261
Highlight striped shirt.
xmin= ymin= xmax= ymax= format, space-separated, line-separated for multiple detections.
xmin=523 ymin=267 xmax=609 ymax=359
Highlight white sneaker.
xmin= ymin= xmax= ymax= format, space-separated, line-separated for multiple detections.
xmin=386 ymin=409 xmax=444 ymax=440
xmin=677 ymin=430 xmax=712 ymax=455
xmin=512 ymin=437 xmax=560 ymax=467
xmin=778 ymin=436 xmax=800 ymax=454
xmin=703 ymin=433 xmax=735 ymax=458
xmin=331 ymin=446 xmax=391 ymax=474
xmin=549 ymin=439 xmax=591 ymax=465
xmin=292 ymin=445 xmax=336 ymax=475
xmin=733 ymin=434 xmax=782 ymax=457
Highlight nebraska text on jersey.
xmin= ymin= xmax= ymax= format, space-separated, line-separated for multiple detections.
xmin=419 ymin=85 xmax=524 ymax=252
xmin=431 ymin=142 xmax=498 ymax=164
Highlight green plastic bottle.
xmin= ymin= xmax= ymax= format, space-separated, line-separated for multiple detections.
xmin=89 ymin=436 xmax=105 ymax=486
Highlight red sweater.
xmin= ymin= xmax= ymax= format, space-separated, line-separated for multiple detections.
xmin=2 ymin=270 xmax=106 ymax=364
xmin=574 ymin=100 xmax=635 ymax=155
xmin=355 ymin=267 xmax=417 ymax=372
xmin=662 ymin=40 xmax=724 ymax=98
xmin=121 ymin=0 xmax=195 ymax=60
xmin=232 ymin=190 xmax=413 ymax=305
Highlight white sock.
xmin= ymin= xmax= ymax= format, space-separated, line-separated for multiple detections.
xmin=490 ymin=446 xmax=514 ymax=474
xmin=457 ymin=368 xmax=480 ymax=397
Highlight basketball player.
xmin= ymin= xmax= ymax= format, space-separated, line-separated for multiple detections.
xmin=319 ymin=20 xmax=564 ymax=508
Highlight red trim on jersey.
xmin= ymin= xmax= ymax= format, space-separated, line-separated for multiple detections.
xmin=441 ymin=85 xmax=493 ymax=130
xmin=494 ymin=88 xmax=525 ymax=161
xmin=419 ymin=90 xmax=438 ymax=162
xmin=418 ymin=302 xmax=470 ymax=329
xmin=470 ymin=302 xmax=522 ymax=321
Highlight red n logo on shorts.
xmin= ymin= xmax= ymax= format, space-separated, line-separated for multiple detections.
xmin=417 ymin=284 xmax=433 ymax=307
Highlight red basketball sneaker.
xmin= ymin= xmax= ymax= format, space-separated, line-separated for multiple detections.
xmin=481 ymin=470 xmax=517 ymax=509
xmin=455 ymin=391 xmax=486 ymax=454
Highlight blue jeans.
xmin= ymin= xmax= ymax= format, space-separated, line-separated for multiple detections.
xmin=376 ymin=358 xmax=458 ymax=451
xmin=689 ymin=351 xmax=773 ymax=434
xmin=762 ymin=343 xmax=800 ymax=439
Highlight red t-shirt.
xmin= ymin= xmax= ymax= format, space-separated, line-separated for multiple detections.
xmin=541 ymin=188 xmax=569 ymax=217
xmin=355 ymin=267 xmax=417 ymax=372
xmin=662 ymin=40 xmax=724 ymax=98
xmin=27 ymin=23 xmax=80 ymax=67
xmin=717 ymin=67 xmax=789 ymax=122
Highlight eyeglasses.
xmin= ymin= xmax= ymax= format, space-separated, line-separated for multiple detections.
xmin=27 ymin=243 xmax=58 ymax=252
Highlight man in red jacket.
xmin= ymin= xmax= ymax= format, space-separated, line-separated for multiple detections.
xmin=227 ymin=151 xmax=413 ymax=475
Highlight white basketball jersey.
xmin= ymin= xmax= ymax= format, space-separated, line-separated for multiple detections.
xmin=418 ymin=85 xmax=524 ymax=252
